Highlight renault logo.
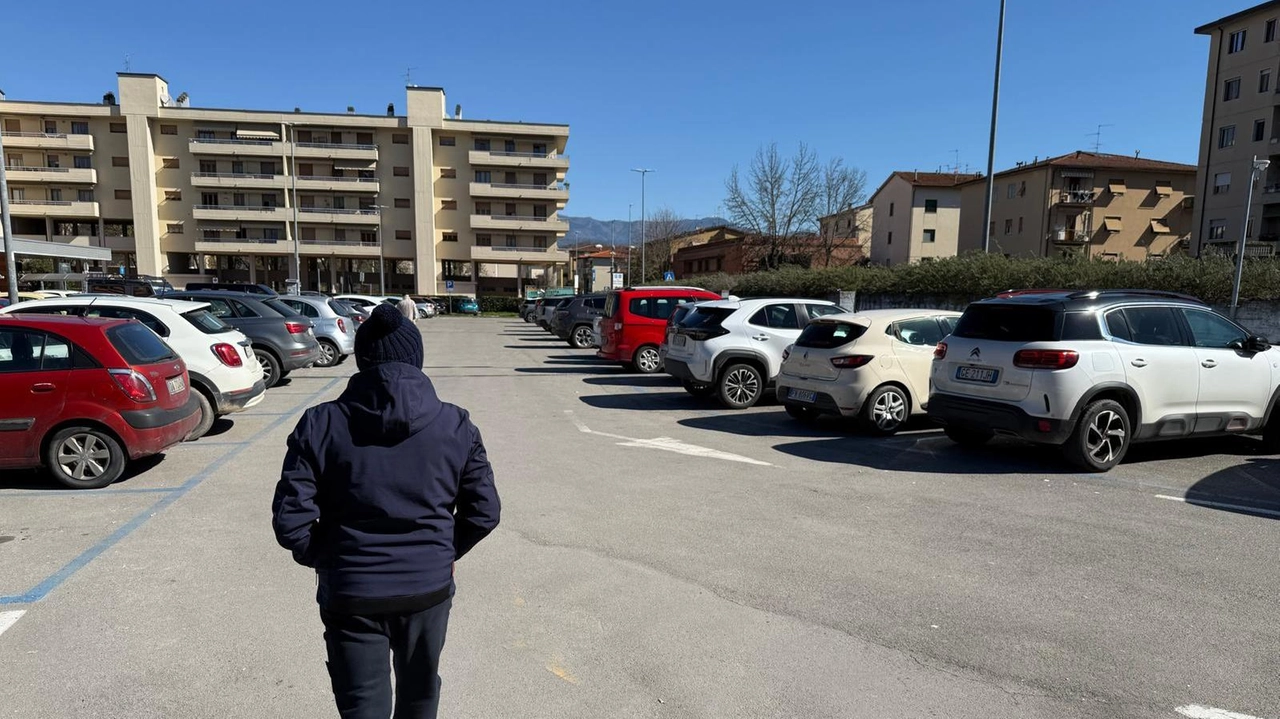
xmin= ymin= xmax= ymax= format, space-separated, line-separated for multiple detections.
xmin=969 ymin=348 xmax=981 ymax=359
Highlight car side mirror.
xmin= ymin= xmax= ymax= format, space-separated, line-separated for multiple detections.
xmin=1248 ymin=335 xmax=1271 ymax=352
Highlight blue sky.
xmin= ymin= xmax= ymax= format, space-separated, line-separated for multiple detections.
xmin=4 ymin=0 xmax=1227 ymax=221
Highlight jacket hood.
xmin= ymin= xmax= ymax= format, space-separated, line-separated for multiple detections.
xmin=340 ymin=363 xmax=443 ymax=443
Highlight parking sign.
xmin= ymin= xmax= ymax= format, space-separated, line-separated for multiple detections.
xmin=445 ymin=280 xmax=455 ymax=292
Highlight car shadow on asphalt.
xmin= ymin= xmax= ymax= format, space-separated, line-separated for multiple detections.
xmin=203 ymin=418 xmax=235 ymax=439
xmin=773 ymin=435 xmax=1081 ymax=475
xmin=0 ymin=453 xmax=168 ymax=491
xmin=1181 ymin=456 xmax=1280 ymax=520
xmin=678 ymin=411 xmax=940 ymax=439
xmin=582 ymin=375 xmax=680 ymax=388
xmin=515 ymin=366 xmax=622 ymax=376
xmin=579 ymin=392 xmax=711 ymax=411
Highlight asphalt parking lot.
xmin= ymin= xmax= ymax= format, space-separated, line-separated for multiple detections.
xmin=2 ymin=317 xmax=1278 ymax=718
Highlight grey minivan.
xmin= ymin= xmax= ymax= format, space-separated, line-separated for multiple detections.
xmin=273 ymin=296 xmax=357 ymax=368
xmin=553 ymin=294 xmax=607 ymax=348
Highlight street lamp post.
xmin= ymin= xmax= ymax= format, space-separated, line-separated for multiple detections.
xmin=1231 ymin=156 xmax=1270 ymax=320
xmin=286 ymin=123 xmax=301 ymax=295
xmin=980 ymin=0 xmax=1007 ymax=254
xmin=374 ymin=204 xmax=389 ymax=296
xmin=631 ymin=169 xmax=653 ymax=281
xmin=0 ymin=131 xmax=17 ymax=304
xmin=626 ymin=203 xmax=632 ymax=285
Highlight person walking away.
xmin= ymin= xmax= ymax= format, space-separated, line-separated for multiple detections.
xmin=397 ymin=294 xmax=419 ymax=322
xmin=272 ymin=303 xmax=500 ymax=719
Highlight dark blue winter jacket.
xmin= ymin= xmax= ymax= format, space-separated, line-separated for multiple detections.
xmin=272 ymin=363 xmax=500 ymax=610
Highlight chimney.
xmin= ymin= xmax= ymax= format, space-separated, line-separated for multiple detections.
xmin=386 ymin=102 xmax=395 ymax=116
xmin=455 ymin=103 xmax=462 ymax=119
xmin=102 ymin=91 xmax=116 ymax=106
xmin=346 ymin=105 xmax=355 ymax=114
xmin=175 ymin=91 xmax=189 ymax=107
xmin=0 ymin=89 xmax=6 ymax=101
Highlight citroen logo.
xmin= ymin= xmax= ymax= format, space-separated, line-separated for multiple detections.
xmin=803 ymin=351 xmax=809 ymax=360
xmin=969 ymin=348 xmax=981 ymax=359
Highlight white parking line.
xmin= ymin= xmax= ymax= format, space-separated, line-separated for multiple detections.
xmin=1155 ymin=494 xmax=1280 ymax=520
xmin=566 ymin=411 xmax=771 ymax=466
xmin=0 ymin=610 xmax=26 ymax=638
xmin=1175 ymin=704 xmax=1270 ymax=719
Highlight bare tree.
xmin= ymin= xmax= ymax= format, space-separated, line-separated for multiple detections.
xmin=723 ymin=143 xmax=822 ymax=270
xmin=639 ymin=207 xmax=685 ymax=282
xmin=815 ymin=158 xmax=869 ymax=266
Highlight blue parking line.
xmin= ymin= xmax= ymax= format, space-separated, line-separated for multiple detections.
xmin=0 ymin=375 xmax=344 ymax=606
xmin=0 ymin=487 xmax=181 ymax=498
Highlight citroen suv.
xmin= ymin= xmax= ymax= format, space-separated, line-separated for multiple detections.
xmin=928 ymin=290 xmax=1280 ymax=472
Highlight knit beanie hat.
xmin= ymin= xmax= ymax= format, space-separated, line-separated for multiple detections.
xmin=354 ymin=303 xmax=424 ymax=371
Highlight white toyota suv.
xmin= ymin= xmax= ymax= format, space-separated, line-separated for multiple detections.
xmin=928 ymin=290 xmax=1280 ymax=472
xmin=2 ymin=296 xmax=265 ymax=440
xmin=664 ymin=298 xmax=845 ymax=409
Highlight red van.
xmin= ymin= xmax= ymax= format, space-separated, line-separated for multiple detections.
xmin=598 ymin=286 xmax=720 ymax=373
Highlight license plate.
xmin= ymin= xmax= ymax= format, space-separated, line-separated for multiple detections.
xmin=166 ymin=376 xmax=186 ymax=394
xmin=956 ymin=366 xmax=999 ymax=384
xmin=672 ymin=335 xmax=686 ymax=347
xmin=787 ymin=388 xmax=817 ymax=403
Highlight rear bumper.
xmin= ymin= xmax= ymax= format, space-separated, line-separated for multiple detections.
xmin=664 ymin=355 xmax=713 ymax=383
xmin=776 ymin=385 xmax=844 ymax=415
xmin=927 ymin=393 xmax=1072 ymax=444
xmin=281 ymin=342 xmax=322 ymax=372
xmin=218 ymin=379 xmax=267 ymax=415
xmin=121 ymin=395 xmax=202 ymax=458
xmin=120 ymin=393 xmax=201 ymax=430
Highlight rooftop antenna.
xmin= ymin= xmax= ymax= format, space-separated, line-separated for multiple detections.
xmin=123 ymin=54 xmax=132 ymax=72
xmin=1087 ymin=124 xmax=1114 ymax=153
xmin=404 ymin=67 xmax=417 ymax=87
xmin=950 ymin=149 xmax=961 ymax=175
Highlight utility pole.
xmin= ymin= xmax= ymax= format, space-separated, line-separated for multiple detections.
xmin=288 ymin=123 xmax=301 ymax=294
xmin=0 ymin=131 xmax=16 ymax=304
xmin=981 ymin=0 xmax=1006 ymax=254
xmin=631 ymin=169 xmax=653 ymax=280
xmin=1232 ymin=156 xmax=1270 ymax=319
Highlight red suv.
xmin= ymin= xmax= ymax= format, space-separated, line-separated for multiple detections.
xmin=598 ymin=286 xmax=720 ymax=373
xmin=0 ymin=316 xmax=200 ymax=489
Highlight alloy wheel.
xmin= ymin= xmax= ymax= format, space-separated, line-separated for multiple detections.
xmin=573 ymin=326 xmax=594 ymax=348
xmin=724 ymin=368 xmax=760 ymax=406
xmin=258 ymin=354 xmax=277 ymax=386
xmin=872 ymin=389 xmax=907 ymax=430
xmin=318 ymin=341 xmax=338 ymax=367
xmin=636 ymin=348 xmax=661 ymax=373
xmin=1085 ymin=410 xmax=1126 ymax=465
xmin=57 ymin=433 xmax=111 ymax=481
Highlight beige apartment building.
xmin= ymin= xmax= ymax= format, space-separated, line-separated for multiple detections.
xmin=868 ymin=172 xmax=980 ymax=265
xmin=957 ymin=151 xmax=1196 ymax=260
xmin=817 ymin=203 xmax=873 ymax=258
xmin=1193 ymin=2 xmax=1280 ymax=258
xmin=1 ymin=72 xmax=570 ymax=295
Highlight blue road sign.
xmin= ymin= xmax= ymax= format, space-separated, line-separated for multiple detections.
xmin=445 ymin=280 xmax=455 ymax=292
xmin=663 ymin=271 xmax=675 ymax=281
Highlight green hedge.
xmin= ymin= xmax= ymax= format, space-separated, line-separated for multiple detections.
xmin=477 ymin=295 xmax=522 ymax=313
xmin=674 ymin=254 xmax=1280 ymax=304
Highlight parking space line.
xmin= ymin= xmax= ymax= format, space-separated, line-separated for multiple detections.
xmin=1175 ymin=704 xmax=1268 ymax=719
xmin=1155 ymin=494 xmax=1280 ymax=519
xmin=0 ymin=375 xmax=345 ymax=606
xmin=0 ymin=487 xmax=181 ymax=498
xmin=0 ymin=610 xmax=24 ymax=637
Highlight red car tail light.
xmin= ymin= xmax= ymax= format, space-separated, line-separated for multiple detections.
xmin=934 ymin=342 xmax=948 ymax=360
xmin=109 ymin=368 xmax=157 ymax=403
xmin=831 ymin=355 xmax=874 ymax=368
xmin=1014 ymin=349 xmax=1079 ymax=369
xmin=337 ymin=318 xmax=346 ymax=334
xmin=212 ymin=343 xmax=244 ymax=367
xmin=285 ymin=321 xmax=308 ymax=335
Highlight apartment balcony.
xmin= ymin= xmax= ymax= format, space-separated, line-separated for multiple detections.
xmin=193 ymin=237 xmax=383 ymax=257
xmin=470 ymin=245 xmax=569 ymax=263
xmin=5 ymin=166 xmax=97 ymax=184
xmin=295 ymin=175 xmax=380 ymax=193
xmin=297 ymin=207 xmax=381 ymax=225
xmin=192 ymin=205 xmax=290 ymax=222
xmin=9 ymin=199 xmax=100 ymax=218
xmin=469 ymin=182 xmax=569 ymax=202
xmin=1049 ymin=228 xmax=1088 ymax=244
xmin=189 ymin=137 xmax=285 ymax=157
xmin=470 ymin=214 xmax=570 ymax=233
xmin=298 ymin=239 xmax=382 ymax=257
xmin=190 ymin=172 xmax=286 ymax=190
xmin=293 ymin=142 xmax=378 ymax=161
xmin=1056 ymin=189 xmax=1096 ymax=206
xmin=0 ymin=131 xmax=94 ymax=152
xmin=468 ymin=150 xmax=570 ymax=170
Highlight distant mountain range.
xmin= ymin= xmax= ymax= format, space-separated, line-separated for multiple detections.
xmin=562 ymin=216 xmax=732 ymax=247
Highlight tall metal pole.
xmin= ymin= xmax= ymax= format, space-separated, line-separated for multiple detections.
xmin=627 ymin=203 xmax=632 ymax=285
xmin=375 ymin=204 xmax=387 ymax=296
xmin=288 ymin=123 xmax=301 ymax=294
xmin=1231 ymin=157 xmax=1267 ymax=320
xmin=631 ymin=169 xmax=653 ymax=281
xmin=0 ymin=132 xmax=16 ymax=304
xmin=981 ymin=0 xmax=1006 ymax=254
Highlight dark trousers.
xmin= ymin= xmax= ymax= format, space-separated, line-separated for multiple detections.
xmin=320 ymin=598 xmax=452 ymax=719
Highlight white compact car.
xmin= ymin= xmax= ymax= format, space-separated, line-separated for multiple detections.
xmin=2 ymin=296 xmax=265 ymax=440
xmin=664 ymin=297 xmax=846 ymax=409
xmin=775 ymin=309 xmax=962 ymax=434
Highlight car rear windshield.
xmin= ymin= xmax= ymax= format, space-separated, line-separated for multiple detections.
xmin=952 ymin=304 xmax=1058 ymax=342
xmin=107 ymin=323 xmax=177 ymax=365
xmin=329 ymin=300 xmax=354 ymax=316
xmin=182 ymin=309 xmax=234 ymax=335
xmin=681 ymin=307 xmax=735 ymax=329
xmin=262 ymin=299 xmax=298 ymax=317
xmin=796 ymin=321 xmax=868 ymax=348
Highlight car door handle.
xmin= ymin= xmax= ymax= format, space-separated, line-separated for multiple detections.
xmin=1130 ymin=359 xmax=1147 ymax=368
xmin=31 ymin=383 xmax=56 ymax=393
xmin=752 ymin=335 xmax=770 ymax=341
xmin=1201 ymin=359 xmax=1217 ymax=368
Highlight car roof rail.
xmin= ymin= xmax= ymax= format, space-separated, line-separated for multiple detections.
xmin=621 ymin=285 xmax=708 ymax=291
xmin=1066 ymin=289 xmax=1206 ymax=304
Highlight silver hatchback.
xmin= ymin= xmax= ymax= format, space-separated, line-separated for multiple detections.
xmin=273 ymin=296 xmax=357 ymax=368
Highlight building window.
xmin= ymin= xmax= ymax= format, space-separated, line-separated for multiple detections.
xmin=299 ymin=227 xmax=316 ymax=242
xmin=505 ymin=140 xmax=516 ymax=153
xmin=115 ymin=189 xmax=131 ymax=200
xmin=474 ymin=139 xmax=491 ymax=151
xmin=199 ymin=160 xmax=216 ymax=174
xmin=1209 ymin=219 xmax=1227 ymax=240
xmin=532 ymin=143 xmax=547 ymax=155
xmin=1262 ymin=70 xmax=1273 ymax=94
xmin=334 ymin=229 xmax=347 ymax=242
xmin=48 ymin=188 xmax=60 ymax=201
xmin=441 ymin=200 xmax=457 ymax=210
xmin=1229 ymin=29 xmax=1246 ymax=54
xmin=441 ymin=168 xmax=456 ymax=179
xmin=924 ymin=199 xmax=938 ymax=213
xmin=1003 ymin=219 xmax=1012 ymax=235
xmin=394 ymin=198 xmax=410 ymax=208
xmin=395 ymin=230 xmax=412 ymax=240
xmin=439 ymin=136 xmax=456 ymax=147
xmin=922 ymin=229 xmax=936 ymax=243
xmin=1214 ymin=172 xmax=1232 ymax=194
xmin=74 ymin=155 xmax=91 ymax=169
xmin=443 ymin=232 xmax=458 ymax=242
xmin=1018 ymin=216 xmax=1024 ymax=233
xmin=260 ymin=161 xmax=275 ymax=175
xmin=162 ymin=157 xmax=180 ymax=169
xmin=393 ymin=166 xmax=410 ymax=177
xmin=42 ymin=120 xmax=56 ymax=133
xmin=1219 ymin=125 xmax=1236 ymax=148
xmin=360 ymin=231 xmax=377 ymax=245
xmin=475 ymin=202 xmax=491 ymax=215
xmin=887 ymin=231 xmax=892 ymax=245
xmin=505 ymin=235 xmax=518 ymax=247
xmin=888 ymin=202 xmax=894 ymax=217
xmin=46 ymin=155 xmax=60 ymax=168
xmin=164 ymin=190 xmax=182 ymax=201
xmin=392 ymin=133 xmax=408 ymax=144
xmin=1007 ymin=183 xmax=1016 ymax=199
xmin=167 ymin=223 xmax=183 ymax=234
xmin=533 ymin=235 xmax=548 ymax=248
xmin=112 ymin=156 xmax=129 ymax=167
xmin=201 ymin=192 xmax=218 ymax=206
xmin=196 ymin=129 xmax=215 ymax=140
xmin=1256 ymin=119 xmax=1267 ymax=142
xmin=109 ymin=122 xmax=126 ymax=133
xmin=160 ymin=124 xmax=178 ymax=135
xmin=476 ymin=234 xmax=491 ymax=246
xmin=262 ymin=228 xmax=279 ymax=241
xmin=78 ymin=189 xmax=94 ymax=202
xmin=474 ymin=170 xmax=491 ymax=183
xmin=232 ymin=193 xmax=246 ymax=207
xmin=1269 ymin=19 xmax=1278 ymax=42
xmin=1224 ymin=77 xmax=1242 ymax=101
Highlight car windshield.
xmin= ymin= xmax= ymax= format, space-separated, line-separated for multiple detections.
xmin=796 ymin=321 xmax=868 ymax=348
xmin=261 ymin=299 xmax=298 ymax=317
xmin=952 ymin=305 xmax=1058 ymax=342
xmin=182 ymin=308 xmax=234 ymax=334
xmin=107 ymin=323 xmax=176 ymax=365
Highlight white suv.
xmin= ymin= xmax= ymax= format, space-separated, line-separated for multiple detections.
xmin=928 ymin=290 xmax=1280 ymax=472
xmin=664 ymin=298 xmax=845 ymax=409
xmin=2 ymin=297 xmax=265 ymax=440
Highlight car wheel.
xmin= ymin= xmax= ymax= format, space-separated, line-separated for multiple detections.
xmin=571 ymin=325 xmax=594 ymax=350
xmin=682 ymin=379 xmax=716 ymax=397
xmin=45 ymin=426 xmax=125 ymax=490
xmin=860 ymin=385 xmax=910 ymax=436
xmin=334 ymin=353 xmax=349 ymax=366
xmin=945 ymin=426 xmax=994 ymax=447
xmin=633 ymin=345 xmax=662 ymax=374
xmin=785 ymin=404 xmax=821 ymax=424
xmin=315 ymin=339 xmax=340 ymax=368
xmin=718 ymin=363 xmax=763 ymax=409
xmin=185 ymin=391 xmax=216 ymax=442
xmin=255 ymin=348 xmax=282 ymax=388
xmin=1063 ymin=399 xmax=1130 ymax=472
